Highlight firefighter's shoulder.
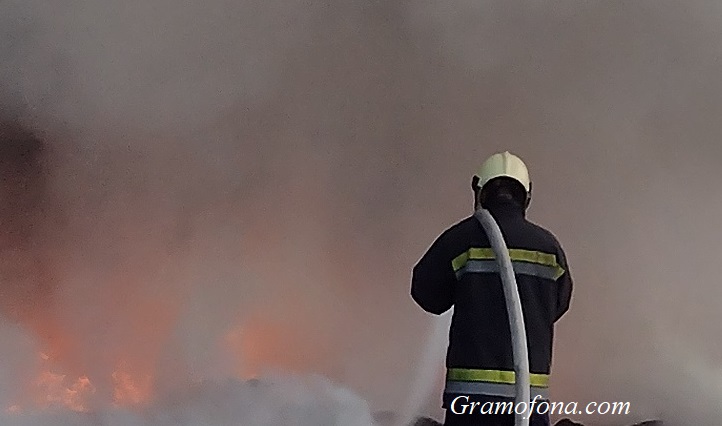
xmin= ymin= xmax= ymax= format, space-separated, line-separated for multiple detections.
xmin=523 ymin=219 xmax=568 ymax=257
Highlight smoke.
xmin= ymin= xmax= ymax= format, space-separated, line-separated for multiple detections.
xmin=2 ymin=0 xmax=722 ymax=425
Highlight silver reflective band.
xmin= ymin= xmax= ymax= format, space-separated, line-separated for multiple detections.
xmin=455 ymin=260 xmax=560 ymax=281
xmin=445 ymin=380 xmax=549 ymax=400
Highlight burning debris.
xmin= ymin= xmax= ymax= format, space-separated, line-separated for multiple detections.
xmin=1 ymin=372 xmax=375 ymax=426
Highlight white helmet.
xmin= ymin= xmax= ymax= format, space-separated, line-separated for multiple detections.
xmin=474 ymin=151 xmax=531 ymax=204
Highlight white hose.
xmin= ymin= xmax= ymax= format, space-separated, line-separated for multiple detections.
xmin=474 ymin=208 xmax=530 ymax=426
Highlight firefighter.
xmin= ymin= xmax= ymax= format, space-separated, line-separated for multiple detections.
xmin=411 ymin=151 xmax=573 ymax=426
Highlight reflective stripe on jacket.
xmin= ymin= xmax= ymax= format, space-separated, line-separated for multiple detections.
xmin=411 ymin=201 xmax=573 ymax=403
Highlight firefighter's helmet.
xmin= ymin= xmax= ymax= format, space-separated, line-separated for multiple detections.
xmin=474 ymin=151 xmax=531 ymax=205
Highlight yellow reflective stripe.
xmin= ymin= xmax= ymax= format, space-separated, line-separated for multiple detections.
xmin=509 ymin=249 xmax=565 ymax=280
xmin=451 ymin=248 xmax=495 ymax=271
xmin=451 ymin=248 xmax=565 ymax=280
xmin=447 ymin=368 xmax=550 ymax=388
xmin=451 ymin=251 xmax=468 ymax=271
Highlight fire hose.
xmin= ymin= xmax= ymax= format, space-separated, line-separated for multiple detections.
xmin=398 ymin=209 xmax=531 ymax=426
xmin=474 ymin=208 xmax=530 ymax=426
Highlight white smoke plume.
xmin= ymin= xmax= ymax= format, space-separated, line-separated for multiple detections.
xmin=2 ymin=0 xmax=722 ymax=425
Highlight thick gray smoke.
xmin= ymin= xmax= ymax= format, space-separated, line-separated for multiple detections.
xmin=2 ymin=0 xmax=722 ymax=425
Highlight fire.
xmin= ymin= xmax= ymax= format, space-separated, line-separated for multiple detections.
xmin=34 ymin=370 xmax=96 ymax=412
xmin=112 ymin=370 xmax=152 ymax=406
xmin=225 ymin=320 xmax=298 ymax=379
xmin=30 ymin=351 xmax=97 ymax=412
xmin=8 ymin=352 xmax=155 ymax=413
xmin=31 ymin=368 xmax=153 ymax=412
xmin=224 ymin=310 xmax=337 ymax=380
xmin=1 ymin=270 xmax=179 ymax=413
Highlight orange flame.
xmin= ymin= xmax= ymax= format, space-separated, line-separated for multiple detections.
xmin=34 ymin=370 xmax=96 ymax=412
xmin=224 ymin=311 xmax=336 ymax=380
xmin=112 ymin=370 xmax=152 ymax=406
xmin=16 ymin=352 xmax=156 ymax=413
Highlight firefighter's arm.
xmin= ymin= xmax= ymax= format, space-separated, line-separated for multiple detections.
xmin=411 ymin=233 xmax=455 ymax=315
xmin=554 ymin=244 xmax=573 ymax=322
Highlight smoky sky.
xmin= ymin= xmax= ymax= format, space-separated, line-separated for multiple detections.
xmin=2 ymin=0 xmax=722 ymax=425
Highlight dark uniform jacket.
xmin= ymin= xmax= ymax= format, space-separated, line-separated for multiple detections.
xmin=411 ymin=200 xmax=573 ymax=406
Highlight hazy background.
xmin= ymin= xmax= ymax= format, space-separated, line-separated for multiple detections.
xmin=2 ymin=0 xmax=722 ymax=425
